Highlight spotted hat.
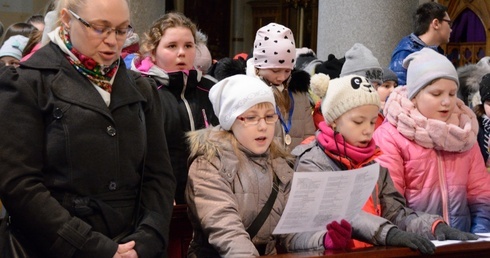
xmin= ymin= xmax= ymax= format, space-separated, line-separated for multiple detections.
xmin=253 ymin=23 xmax=296 ymax=69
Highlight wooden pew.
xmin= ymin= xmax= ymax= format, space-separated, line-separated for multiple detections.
xmin=167 ymin=204 xmax=490 ymax=257
xmin=263 ymin=241 xmax=490 ymax=258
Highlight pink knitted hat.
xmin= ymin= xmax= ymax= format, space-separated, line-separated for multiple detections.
xmin=253 ymin=23 xmax=296 ymax=69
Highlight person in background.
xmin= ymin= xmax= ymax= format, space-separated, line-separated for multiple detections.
xmin=389 ymin=2 xmax=452 ymax=86
xmin=20 ymin=29 xmax=43 ymax=61
xmin=374 ymin=67 xmax=399 ymax=128
xmin=194 ymin=30 xmax=213 ymax=77
xmin=26 ymin=14 xmax=46 ymax=31
xmin=0 ymin=21 xmax=4 ymax=39
xmin=185 ymin=74 xmax=352 ymax=257
xmin=473 ymin=73 xmax=490 ymax=170
xmin=0 ymin=34 xmax=28 ymax=67
xmin=121 ymin=32 xmax=140 ymax=68
xmin=339 ymin=43 xmax=383 ymax=88
xmin=378 ymin=67 xmax=398 ymax=111
xmin=374 ymin=48 xmax=490 ymax=233
xmin=247 ymin=22 xmax=315 ymax=151
xmin=1 ymin=22 xmax=37 ymax=46
xmin=0 ymin=0 xmax=175 ymax=257
xmin=132 ymin=12 xmax=218 ymax=205
xmin=289 ymin=74 xmax=477 ymax=254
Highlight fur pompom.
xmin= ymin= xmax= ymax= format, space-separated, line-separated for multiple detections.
xmin=310 ymin=73 xmax=330 ymax=98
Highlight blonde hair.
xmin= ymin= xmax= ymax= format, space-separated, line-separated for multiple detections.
xmin=54 ymin=0 xmax=130 ymax=27
xmin=140 ymin=12 xmax=197 ymax=57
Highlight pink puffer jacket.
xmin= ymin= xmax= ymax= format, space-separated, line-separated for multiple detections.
xmin=373 ymin=87 xmax=490 ymax=233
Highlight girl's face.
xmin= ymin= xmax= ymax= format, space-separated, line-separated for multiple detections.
xmin=231 ymin=103 xmax=276 ymax=155
xmin=484 ymin=100 xmax=490 ymax=117
xmin=333 ymin=105 xmax=379 ymax=148
xmin=257 ymin=68 xmax=292 ymax=86
xmin=154 ymin=26 xmax=196 ymax=71
xmin=412 ymin=78 xmax=457 ymax=122
xmin=377 ymin=81 xmax=397 ymax=106
xmin=61 ymin=0 xmax=130 ymax=65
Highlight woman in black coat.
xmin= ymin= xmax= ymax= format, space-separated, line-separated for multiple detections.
xmin=0 ymin=0 xmax=175 ymax=257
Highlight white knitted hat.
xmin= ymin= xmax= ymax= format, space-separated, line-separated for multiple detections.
xmin=253 ymin=23 xmax=296 ymax=69
xmin=310 ymin=73 xmax=380 ymax=124
xmin=209 ymin=74 xmax=276 ymax=130
xmin=339 ymin=43 xmax=383 ymax=85
xmin=403 ymin=47 xmax=459 ymax=99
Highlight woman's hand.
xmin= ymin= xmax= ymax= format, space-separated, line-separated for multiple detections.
xmin=113 ymin=241 xmax=138 ymax=258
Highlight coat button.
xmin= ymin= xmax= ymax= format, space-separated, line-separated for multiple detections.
xmin=53 ymin=108 xmax=63 ymax=119
xmin=108 ymin=181 xmax=117 ymax=191
xmin=106 ymin=126 xmax=116 ymax=136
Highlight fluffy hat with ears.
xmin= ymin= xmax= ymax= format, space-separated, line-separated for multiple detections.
xmin=310 ymin=73 xmax=380 ymax=124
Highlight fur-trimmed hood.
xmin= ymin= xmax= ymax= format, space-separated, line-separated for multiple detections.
xmin=186 ymin=126 xmax=294 ymax=181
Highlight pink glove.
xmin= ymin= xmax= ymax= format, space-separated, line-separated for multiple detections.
xmin=324 ymin=219 xmax=352 ymax=249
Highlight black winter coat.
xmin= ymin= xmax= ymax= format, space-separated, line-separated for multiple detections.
xmin=0 ymin=43 xmax=175 ymax=258
xmin=147 ymin=70 xmax=218 ymax=204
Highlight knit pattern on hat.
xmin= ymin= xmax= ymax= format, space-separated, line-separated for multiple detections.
xmin=253 ymin=23 xmax=296 ymax=69
xmin=404 ymin=48 xmax=459 ymax=99
xmin=0 ymin=35 xmax=28 ymax=60
xmin=339 ymin=43 xmax=382 ymax=84
xmin=208 ymin=74 xmax=276 ymax=130
xmin=310 ymin=73 xmax=380 ymax=124
xmin=384 ymin=86 xmax=477 ymax=152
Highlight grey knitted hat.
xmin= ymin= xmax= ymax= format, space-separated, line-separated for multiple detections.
xmin=340 ymin=43 xmax=382 ymax=85
xmin=403 ymin=48 xmax=459 ymax=99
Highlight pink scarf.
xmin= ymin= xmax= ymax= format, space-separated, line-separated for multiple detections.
xmin=316 ymin=122 xmax=378 ymax=167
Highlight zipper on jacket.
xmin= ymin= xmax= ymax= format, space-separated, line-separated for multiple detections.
xmin=436 ymin=150 xmax=450 ymax=224
xmin=180 ymin=74 xmax=196 ymax=131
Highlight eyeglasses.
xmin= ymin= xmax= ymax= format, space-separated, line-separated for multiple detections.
xmin=68 ymin=9 xmax=133 ymax=40
xmin=441 ymin=19 xmax=452 ymax=26
xmin=237 ymin=114 xmax=279 ymax=126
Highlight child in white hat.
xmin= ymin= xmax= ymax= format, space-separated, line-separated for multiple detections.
xmin=185 ymin=74 xmax=352 ymax=256
xmin=291 ymin=73 xmax=477 ymax=253
xmin=374 ymin=47 xmax=490 ymax=233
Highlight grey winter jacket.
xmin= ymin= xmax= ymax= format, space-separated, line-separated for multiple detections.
xmin=287 ymin=141 xmax=443 ymax=249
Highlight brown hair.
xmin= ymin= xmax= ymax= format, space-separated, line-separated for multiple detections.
xmin=139 ymin=12 xmax=197 ymax=57
xmin=255 ymin=68 xmax=292 ymax=117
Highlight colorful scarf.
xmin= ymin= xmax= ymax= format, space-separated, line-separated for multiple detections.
xmin=59 ymin=28 xmax=118 ymax=93
xmin=316 ymin=121 xmax=379 ymax=168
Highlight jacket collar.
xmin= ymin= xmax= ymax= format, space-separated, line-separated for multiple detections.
xmin=21 ymin=43 xmax=145 ymax=119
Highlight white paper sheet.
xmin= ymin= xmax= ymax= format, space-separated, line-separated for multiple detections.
xmin=273 ymin=163 xmax=380 ymax=234
xmin=431 ymin=233 xmax=490 ymax=247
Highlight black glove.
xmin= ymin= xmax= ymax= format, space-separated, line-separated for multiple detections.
xmin=386 ymin=228 xmax=436 ymax=255
xmin=434 ymin=223 xmax=479 ymax=241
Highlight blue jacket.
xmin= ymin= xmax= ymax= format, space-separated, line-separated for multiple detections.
xmin=389 ymin=33 xmax=440 ymax=86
